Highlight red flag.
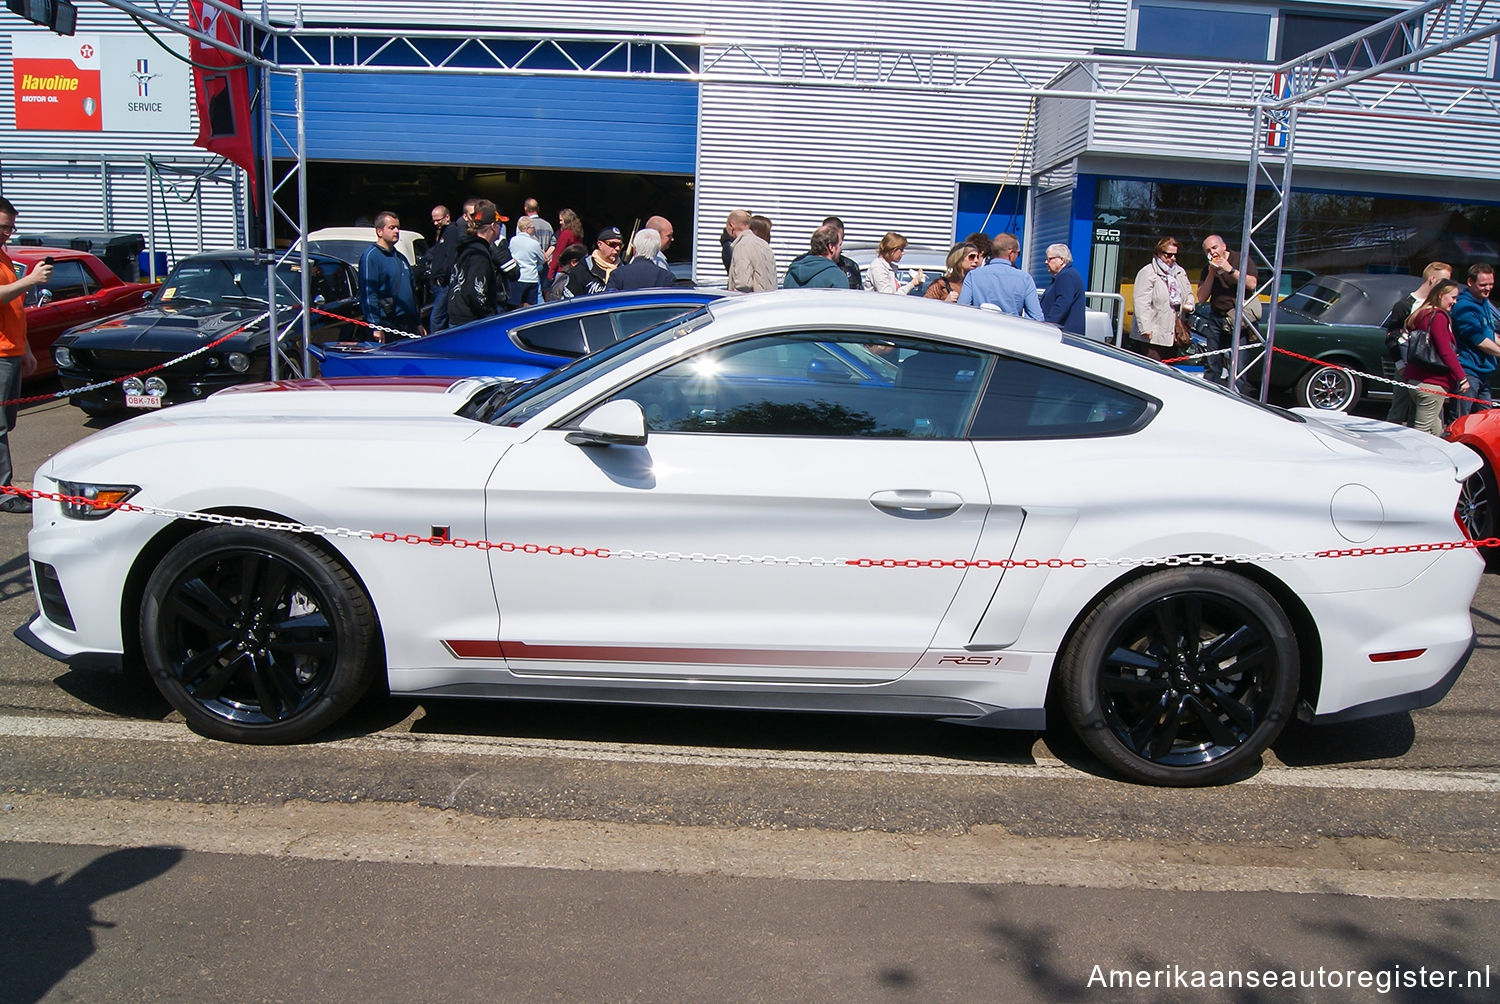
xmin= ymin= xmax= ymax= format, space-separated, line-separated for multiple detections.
xmin=190 ymin=0 xmax=257 ymax=200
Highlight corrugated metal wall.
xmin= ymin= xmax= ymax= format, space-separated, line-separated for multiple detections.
xmin=0 ymin=12 xmax=243 ymax=260
xmin=6 ymin=0 xmax=1497 ymax=275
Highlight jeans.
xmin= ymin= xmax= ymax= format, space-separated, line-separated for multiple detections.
xmin=429 ymin=284 xmax=450 ymax=333
xmin=0 ymin=354 xmax=21 ymax=488
xmin=1452 ymin=366 xmax=1493 ymax=421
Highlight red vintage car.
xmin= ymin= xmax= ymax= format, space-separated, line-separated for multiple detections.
xmin=8 ymin=246 xmax=158 ymax=380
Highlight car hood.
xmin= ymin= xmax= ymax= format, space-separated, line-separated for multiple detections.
xmin=48 ymin=377 xmax=507 ymax=472
xmin=60 ymin=302 xmax=270 ymax=350
xmin=1297 ymin=408 xmax=1482 ymax=478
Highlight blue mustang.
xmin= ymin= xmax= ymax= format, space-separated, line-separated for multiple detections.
xmin=314 ymin=289 xmax=724 ymax=379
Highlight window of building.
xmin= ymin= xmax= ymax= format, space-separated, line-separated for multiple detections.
xmin=1134 ymin=2 xmax=1273 ymax=61
xmin=1132 ymin=3 xmax=1401 ymax=65
xmin=1279 ymin=12 xmax=1405 ymax=67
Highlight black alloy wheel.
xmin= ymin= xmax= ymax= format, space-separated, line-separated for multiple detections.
xmin=140 ymin=527 xmax=378 ymax=743
xmin=1457 ymin=461 xmax=1499 ymax=562
xmin=1060 ymin=568 xmax=1299 ymax=786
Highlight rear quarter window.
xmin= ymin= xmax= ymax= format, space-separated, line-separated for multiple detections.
xmin=969 ymin=355 xmax=1150 ymax=439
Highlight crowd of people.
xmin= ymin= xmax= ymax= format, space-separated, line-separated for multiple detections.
xmin=347 ymin=201 xmax=1500 ymax=441
xmin=357 ymin=199 xmax=1100 ymax=340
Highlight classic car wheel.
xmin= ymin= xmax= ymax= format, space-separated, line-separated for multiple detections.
xmin=1295 ymin=363 xmax=1361 ymax=411
xmin=140 ymin=527 xmax=378 ymax=744
xmin=1059 ymin=569 xmax=1299 ymax=787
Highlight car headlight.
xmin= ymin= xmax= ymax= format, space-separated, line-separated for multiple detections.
xmin=53 ymin=346 xmax=73 ymax=369
xmin=53 ymin=480 xmax=139 ymax=520
xmin=227 ymin=352 xmax=251 ymax=373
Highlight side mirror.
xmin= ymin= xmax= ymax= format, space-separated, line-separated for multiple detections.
xmin=565 ymin=399 xmax=647 ymax=447
xmin=36 ymin=288 xmax=54 ymax=306
xmin=312 ymin=294 xmax=326 ymax=307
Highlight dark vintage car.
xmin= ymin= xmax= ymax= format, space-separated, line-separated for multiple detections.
xmin=9 ymin=246 xmax=158 ymax=381
xmin=52 ymin=250 xmax=362 ymax=416
xmin=1242 ymin=273 xmax=1422 ymax=411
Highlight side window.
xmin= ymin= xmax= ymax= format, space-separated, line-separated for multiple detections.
xmin=38 ymin=259 xmax=92 ymax=303
xmin=969 ymin=355 xmax=1149 ymax=439
xmin=605 ymin=332 xmax=991 ymax=438
xmin=515 ymin=316 xmax=588 ymax=357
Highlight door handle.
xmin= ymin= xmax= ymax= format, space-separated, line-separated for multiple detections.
xmin=869 ymin=490 xmax=965 ymax=515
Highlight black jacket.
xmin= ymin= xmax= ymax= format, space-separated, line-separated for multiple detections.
xmin=567 ymin=253 xmax=614 ymax=298
xmin=448 ymin=235 xmax=520 ymax=327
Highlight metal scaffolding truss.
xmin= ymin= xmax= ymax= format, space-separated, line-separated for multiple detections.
xmin=78 ymin=0 xmax=1500 ymax=385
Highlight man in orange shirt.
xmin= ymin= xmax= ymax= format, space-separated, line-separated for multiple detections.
xmin=0 ymin=197 xmax=53 ymax=514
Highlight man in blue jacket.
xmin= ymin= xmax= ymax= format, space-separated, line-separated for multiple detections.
xmin=1040 ymin=243 xmax=1087 ymax=334
xmin=1450 ymin=263 xmax=1498 ymax=419
xmin=359 ymin=211 xmax=421 ymax=339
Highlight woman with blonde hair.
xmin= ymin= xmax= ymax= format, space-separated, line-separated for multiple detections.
xmin=1131 ymin=236 xmax=1194 ymax=361
xmin=1402 ymin=278 xmax=1468 ymax=436
xmin=924 ymin=243 xmax=982 ymax=303
xmin=864 ymin=231 xmax=925 ymax=294
xmin=548 ymin=208 xmax=585 ymax=279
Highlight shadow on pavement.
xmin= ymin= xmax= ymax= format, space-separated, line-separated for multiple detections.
xmin=1274 ymin=713 xmax=1417 ymax=767
xmin=0 ymin=846 xmax=183 ymax=1004
xmin=405 ymin=697 xmax=1044 ymax=765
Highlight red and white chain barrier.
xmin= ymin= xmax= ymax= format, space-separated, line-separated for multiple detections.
xmin=0 ymin=312 xmax=270 ymax=410
xmin=309 ymin=306 xmax=421 ymax=343
xmin=1 ymin=484 xmax=1491 ymax=567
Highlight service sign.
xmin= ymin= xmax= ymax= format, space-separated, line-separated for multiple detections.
xmin=12 ymin=33 xmax=190 ymax=132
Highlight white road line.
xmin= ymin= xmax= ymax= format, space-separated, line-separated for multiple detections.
xmin=2 ymin=713 xmax=1498 ymax=793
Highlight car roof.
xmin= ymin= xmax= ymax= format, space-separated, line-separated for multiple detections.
xmin=5 ymin=245 xmax=96 ymax=261
xmin=174 ymin=248 xmax=351 ymax=270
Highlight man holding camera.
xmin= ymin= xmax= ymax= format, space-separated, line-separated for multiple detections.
xmin=0 ymin=196 xmax=52 ymax=513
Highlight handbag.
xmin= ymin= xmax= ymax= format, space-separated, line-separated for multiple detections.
xmin=1173 ymin=314 xmax=1193 ymax=350
xmin=1404 ymin=323 xmax=1444 ymax=370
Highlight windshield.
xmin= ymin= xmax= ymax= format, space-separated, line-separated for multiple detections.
xmin=1278 ymin=280 xmax=1350 ymax=322
xmin=160 ymin=259 xmax=309 ymax=307
xmin=492 ymin=307 xmax=714 ymax=426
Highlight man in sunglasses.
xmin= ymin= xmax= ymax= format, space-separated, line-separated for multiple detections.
xmin=1197 ymin=234 xmax=1258 ymax=384
xmin=568 ymin=226 xmax=625 ymax=298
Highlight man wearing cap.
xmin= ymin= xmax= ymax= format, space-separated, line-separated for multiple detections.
xmin=448 ymin=200 xmax=518 ymax=327
xmin=568 ymin=226 xmax=624 ymax=298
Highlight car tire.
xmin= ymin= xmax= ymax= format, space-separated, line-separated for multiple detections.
xmin=140 ymin=527 xmax=379 ymax=744
xmin=1295 ymin=363 xmax=1361 ymax=412
xmin=1458 ymin=459 xmax=1499 ymax=562
xmin=1059 ymin=568 xmax=1299 ymax=787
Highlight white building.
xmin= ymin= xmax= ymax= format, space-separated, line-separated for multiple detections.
xmin=3 ymin=1 xmax=1497 ymax=293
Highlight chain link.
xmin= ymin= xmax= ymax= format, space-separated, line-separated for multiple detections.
xmin=8 ymin=484 xmax=1491 ymax=568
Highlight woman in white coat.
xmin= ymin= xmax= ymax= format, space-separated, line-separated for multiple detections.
xmin=864 ymin=232 xmax=925 ymax=294
xmin=1132 ymin=236 xmax=1195 ymax=361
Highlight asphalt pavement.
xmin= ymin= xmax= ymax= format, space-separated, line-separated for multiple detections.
xmin=1 ymin=385 xmax=1498 ymax=1002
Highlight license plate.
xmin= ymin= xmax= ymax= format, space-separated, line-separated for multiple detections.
xmin=125 ymin=394 xmax=162 ymax=410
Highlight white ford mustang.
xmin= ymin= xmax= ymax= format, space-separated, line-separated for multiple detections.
xmin=18 ymin=291 xmax=1484 ymax=785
